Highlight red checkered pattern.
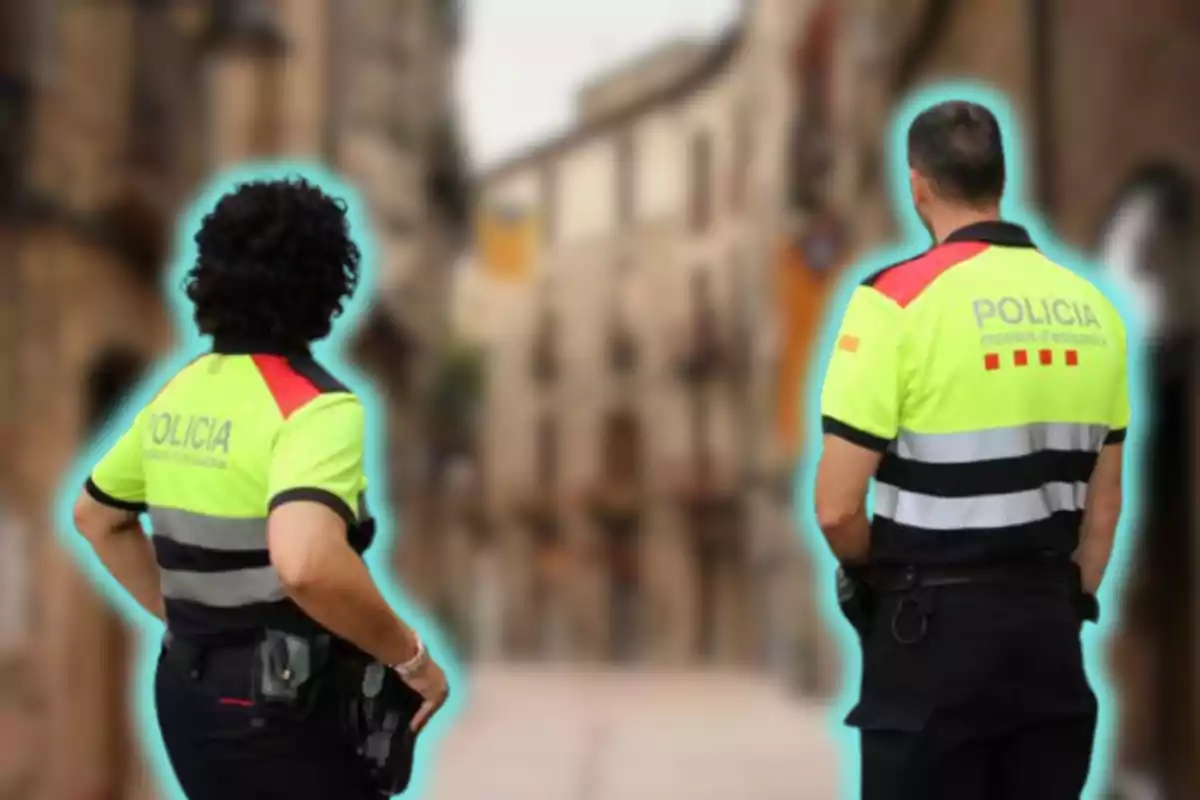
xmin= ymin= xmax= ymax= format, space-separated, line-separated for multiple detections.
xmin=983 ymin=348 xmax=1080 ymax=370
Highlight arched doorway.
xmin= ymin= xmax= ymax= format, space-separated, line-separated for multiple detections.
xmin=1098 ymin=164 xmax=1197 ymax=800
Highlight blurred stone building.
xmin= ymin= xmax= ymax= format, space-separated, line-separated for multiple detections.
xmin=0 ymin=1 xmax=468 ymax=798
xmin=453 ymin=6 xmax=837 ymax=681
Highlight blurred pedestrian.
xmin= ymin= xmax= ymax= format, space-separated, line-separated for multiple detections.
xmin=72 ymin=177 xmax=449 ymax=799
xmin=813 ymin=101 xmax=1129 ymax=799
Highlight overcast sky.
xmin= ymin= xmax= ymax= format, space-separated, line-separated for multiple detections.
xmin=455 ymin=0 xmax=740 ymax=170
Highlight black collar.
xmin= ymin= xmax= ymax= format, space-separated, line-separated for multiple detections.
xmin=211 ymin=334 xmax=310 ymax=357
xmin=944 ymin=221 xmax=1037 ymax=249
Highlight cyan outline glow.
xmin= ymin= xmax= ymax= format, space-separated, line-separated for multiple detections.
xmin=53 ymin=160 xmax=464 ymax=799
xmin=795 ymin=80 xmax=1149 ymax=799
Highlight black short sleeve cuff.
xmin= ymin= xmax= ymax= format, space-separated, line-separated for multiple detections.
xmin=1104 ymin=427 xmax=1127 ymax=445
xmin=821 ymin=416 xmax=892 ymax=452
xmin=269 ymin=487 xmax=356 ymax=528
xmin=84 ymin=478 xmax=148 ymax=513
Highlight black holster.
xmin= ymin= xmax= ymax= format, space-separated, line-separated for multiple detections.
xmin=333 ymin=656 xmax=424 ymax=797
xmin=251 ymin=630 xmax=422 ymax=797
xmin=836 ymin=566 xmax=877 ymax=638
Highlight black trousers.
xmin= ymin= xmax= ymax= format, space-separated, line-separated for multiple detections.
xmin=850 ymin=579 xmax=1098 ymax=800
xmin=154 ymin=640 xmax=381 ymax=800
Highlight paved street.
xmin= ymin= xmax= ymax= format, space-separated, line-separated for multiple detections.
xmin=421 ymin=665 xmax=843 ymax=800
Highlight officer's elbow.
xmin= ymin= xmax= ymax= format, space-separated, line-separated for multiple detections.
xmin=271 ymin=544 xmax=323 ymax=592
xmin=815 ymin=494 xmax=861 ymax=535
xmin=73 ymin=494 xmax=112 ymax=544
xmin=268 ymin=520 xmax=336 ymax=593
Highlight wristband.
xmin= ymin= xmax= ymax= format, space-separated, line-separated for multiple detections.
xmin=393 ymin=635 xmax=427 ymax=679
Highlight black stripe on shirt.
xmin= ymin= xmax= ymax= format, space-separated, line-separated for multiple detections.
xmin=84 ymin=478 xmax=147 ymax=513
xmin=1105 ymin=427 xmax=1127 ymax=445
xmin=269 ymin=487 xmax=356 ymax=528
xmin=874 ymin=449 xmax=1100 ymax=498
xmin=822 ymin=416 xmax=892 ymax=452
xmin=868 ymin=510 xmax=1084 ymax=567
xmin=152 ymin=535 xmax=271 ymax=573
xmin=163 ymin=597 xmax=324 ymax=644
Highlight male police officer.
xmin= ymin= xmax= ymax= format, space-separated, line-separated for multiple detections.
xmin=815 ymin=101 xmax=1129 ymax=799
xmin=71 ymin=178 xmax=448 ymax=799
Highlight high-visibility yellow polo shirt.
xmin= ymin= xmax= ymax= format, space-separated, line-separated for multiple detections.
xmin=820 ymin=221 xmax=1130 ymax=566
xmin=84 ymin=338 xmax=375 ymax=642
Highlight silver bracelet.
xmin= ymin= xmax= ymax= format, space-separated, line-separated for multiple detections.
xmin=393 ymin=635 xmax=427 ymax=679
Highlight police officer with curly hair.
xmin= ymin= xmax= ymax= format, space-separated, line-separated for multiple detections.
xmin=71 ymin=177 xmax=449 ymax=798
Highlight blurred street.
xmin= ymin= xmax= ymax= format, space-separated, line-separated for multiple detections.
xmin=424 ymin=666 xmax=842 ymax=800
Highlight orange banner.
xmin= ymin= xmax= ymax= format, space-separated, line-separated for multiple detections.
xmin=775 ymin=239 xmax=840 ymax=459
xmin=476 ymin=205 xmax=538 ymax=282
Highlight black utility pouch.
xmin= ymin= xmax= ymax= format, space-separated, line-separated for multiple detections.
xmin=837 ymin=566 xmax=877 ymax=639
xmin=336 ymin=658 xmax=425 ymax=797
xmin=252 ymin=630 xmax=332 ymax=717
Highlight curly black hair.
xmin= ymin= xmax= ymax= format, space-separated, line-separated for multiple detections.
xmin=185 ymin=177 xmax=361 ymax=346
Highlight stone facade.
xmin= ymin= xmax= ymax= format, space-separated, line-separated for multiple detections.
xmin=0 ymin=1 xmax=466 ymax=797
xmin=455 ymin=11 xmax=837 ymax=680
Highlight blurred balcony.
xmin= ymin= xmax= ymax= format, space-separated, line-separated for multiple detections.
xmin=788 ymin=121 xmax=833 ymax=214
xmin=530 ymin=309 xmax=561 ymax=385
xmin=428 ymin=340 xmax=485 ymax=471
xmin=669 ymin=458 xmax=742 ymax=554
xmin=608 ymin=322 xmax=638 ymax=376
xmin=585 ymin=409 xmax=644 ymax=527
xmin=672 ymin=303 xmax=726 ymax=383
xmin=199 ymin=0 xmax=288 ymax=56
xmin=513 ymin=485 xmax=562 ymax=546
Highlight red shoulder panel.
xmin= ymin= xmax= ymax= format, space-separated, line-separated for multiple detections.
xmin=871 ymin=241 xmax=989 ymax=307
xmin=251 ymin=355 xmax=321 ymax=419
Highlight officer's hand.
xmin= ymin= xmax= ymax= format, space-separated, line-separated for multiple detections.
xmin=400 ymin=658 xmax=449 ymax=734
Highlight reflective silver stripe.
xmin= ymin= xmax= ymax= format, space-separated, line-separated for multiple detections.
xmin=160 ymin=567 xmax=285 ymax=607
xmin=893 ymin=423 xmax=1108 ymax=464
xmin=149 ymin=508 xmax=266 ymax=552
xmin=874 ymin=481 xmax=1087 ymax=531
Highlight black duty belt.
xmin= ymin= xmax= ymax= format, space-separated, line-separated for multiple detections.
xmin=863 ymin=559 xmax=1080 ymax=594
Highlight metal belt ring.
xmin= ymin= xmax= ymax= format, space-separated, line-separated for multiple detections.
xmin=891 ymin=596 xmax=929 ymax=645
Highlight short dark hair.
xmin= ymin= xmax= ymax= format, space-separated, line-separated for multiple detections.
xmin=185 ymin=177 xmax=361 ymax=346
xmin=907 ymin=100 xmax=1006 ymax=205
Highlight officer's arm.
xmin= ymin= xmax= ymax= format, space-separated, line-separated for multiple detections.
xmin=815 ymin=287 xmax=903 ymax=563
xmin=1075 ymin=328 xmax=1131 ymax=594
xmin=1077 ymin=443 xmax=1123 ymax=594
xmin=266 ymin=394 xmax=421 ymax=667
xmin=74 ymin=409 xmax=166 ymax=621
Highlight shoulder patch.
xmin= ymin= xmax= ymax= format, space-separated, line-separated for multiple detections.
xmin=866 ymin=241 xmax=990 ymax=307
xmin=252 ymin=354 xmax=347 ymax=419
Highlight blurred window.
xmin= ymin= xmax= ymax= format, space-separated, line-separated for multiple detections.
xmin=536 ymin=414 xmax=558 ymax=487
xmin=731 ymin=103 xmax=751 ymax=214
xmin=0 ymin=510 xmax=28 ymax=652
xmin=689 ymin=131 xmax=713 ymax=233
xmin=541 ymin=162 xmax=558 ymax=244
xmin=615 ymin=129 xmax=637 ymax=228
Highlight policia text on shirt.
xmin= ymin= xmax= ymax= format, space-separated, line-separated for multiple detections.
xmin=814 ymin=102 xmax=1128 ymax=799
xmin=71 ymin=178 xmax=451 ymax=799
